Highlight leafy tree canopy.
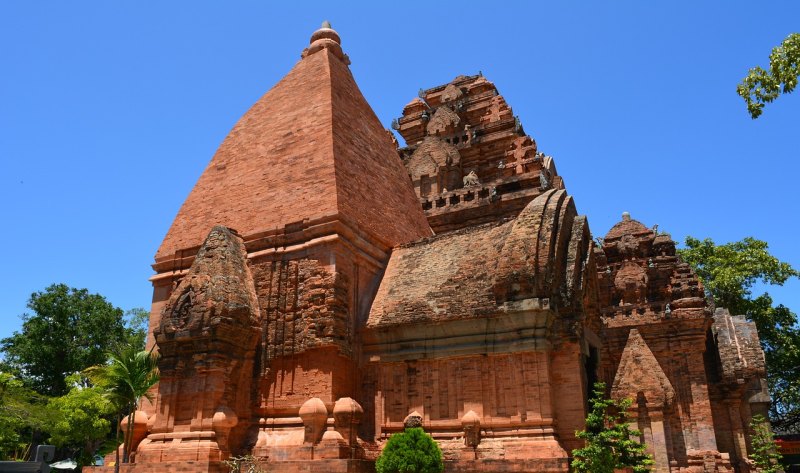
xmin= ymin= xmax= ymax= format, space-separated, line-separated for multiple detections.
xmin=1 ymin=284 xmax=128 ymax=396
xmin=48 ymin=373 xmax=115 ymax=468
xmin=124 ymin=308 xmax=150 ymax=350
xmin=86 ymin=344 xmax=159 ymax=465
xmin=376 ymin=427 xmax=444 ymax=473
xmin=572 ymin=382 xmax=653 ymax=473
xmin=737 ymin=33 xmax=800 ymax=119
xmin=679 ymin=237 xmax=800 ymax=432
xmin=0 ymin=372 xmax=53 ymax=460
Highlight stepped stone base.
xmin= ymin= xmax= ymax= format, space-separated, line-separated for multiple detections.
xmin=446 ymin=459 xmax=570 ymax=472
xmin=262 ymin=459 xmax=374 ymax=473
xmin=85 ymin=461 xmax=226 ymax=473
xmin=87 ymin=459 xmax=374 ymax=473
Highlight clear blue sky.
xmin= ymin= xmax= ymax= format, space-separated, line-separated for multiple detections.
xmin=1 ymin=1 xmax=798 ymax=341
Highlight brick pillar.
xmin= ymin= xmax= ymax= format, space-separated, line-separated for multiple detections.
xmin=650 ymin=410 xmax=670 ymax=473
xmin=550 ymin=342 xmax=586 ymax=453
xmin=726 ymin=400 xmax=748 ymax=467
xmin=687 ymin=350 xmax=718 ymax=452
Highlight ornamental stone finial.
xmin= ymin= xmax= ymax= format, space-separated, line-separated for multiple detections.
xmin=303 ymin=20 xmax=349 ymax=64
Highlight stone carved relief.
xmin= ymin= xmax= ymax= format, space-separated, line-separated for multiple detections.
xmin=170 ymin=288 xmax=194 ymax=331
xmin=614 ymin=261 xmax=648 ymax=305
xmin=615 ymin=234 xmax=643 ymax=259
xmin=463 ymin=170 xmax=480 ymax=187
xmin=159 ymin=226 xmax=259 ymax=338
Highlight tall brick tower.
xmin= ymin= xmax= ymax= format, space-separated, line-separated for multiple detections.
xmin=137 ymin=22 xmax=431 ymax=472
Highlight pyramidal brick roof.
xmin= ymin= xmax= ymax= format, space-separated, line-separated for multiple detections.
xmin=156 ymin=23 xmax=432 ymax=261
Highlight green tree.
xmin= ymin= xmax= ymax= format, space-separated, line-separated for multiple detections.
xmin=679 ymin=237 xmax=800 ymax=431
xmin=123 ymin=308 xmax=150 ymax=350
xmin=375 ymin=427 xmax=443 ymax=473
xmin=737 ymin=33 xmax=800 ymax=118
xmin=87 ymin=345 xmax=159 ymax=471
xmin=1 ymin=284 xmax=128 ymax=396
xmin=48 ymin=374 xmax=115 ymax=468
xmin=749 ymin=414 xmax=782 ymax=473
xmin=571 ymin=382 xmax=654 ymax=473
xmin=0 ymin=372 xmax=53 ymax=460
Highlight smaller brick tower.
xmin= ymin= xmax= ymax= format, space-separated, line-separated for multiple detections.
xmin=595 ymin=213 xmax=768 ymax=472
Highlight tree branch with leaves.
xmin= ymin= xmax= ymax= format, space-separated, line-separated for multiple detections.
xmin=86 ymin=345 xmax=159 ymax=472
xmin=737 ymin=33 xmax=800 ymax=119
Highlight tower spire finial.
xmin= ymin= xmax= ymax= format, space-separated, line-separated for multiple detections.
xmin=302 ymin=20 xmax=350 ymax=65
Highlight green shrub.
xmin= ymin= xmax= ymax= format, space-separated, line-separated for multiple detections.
xmin=571 ymin=382 xmax=654 ymax=473
xmin=749 ymin=414 xmax=782 ymax=473
xmin=376 ymin=427 xmax=443 ymax=473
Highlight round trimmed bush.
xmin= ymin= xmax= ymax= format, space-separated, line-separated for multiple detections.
xmin=375 ymin=427 xmax=444 ymax=473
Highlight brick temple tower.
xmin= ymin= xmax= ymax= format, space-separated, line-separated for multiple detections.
xmin=137 ymin=22 xmax=430 ymax=472
xmin=108 ymin=23 xmax=771 ymax=473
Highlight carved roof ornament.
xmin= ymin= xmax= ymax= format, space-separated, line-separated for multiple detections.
xmin=158 ymin=226 xmax=259 ymax=339
xmin=301 ymin=20 xmax=350 ymax=65
xmin=406 ymin=137 xmax=461 ymax=180
xmin=539 ymin=169 xmax=551 ymax=190
xmin=652 ymin=233 xmax=676 ymax=256
xmin=403 ymin=97 xmax=426 ymax=115
xmin=426 ymin=106 xmax=461 ymax=136
xmin=614 ymin=261 xmax=648 ymax=305
xmin=386 ymin=129 xmax=399 ymax=148
xmin=483 ymin=95 xmax=512 ymax=124
xmin=605 ymin=212 xmax=654 ymax=241
xmin=441 ymin=83 xmax=465 ymax=103
xmin=509 ymin=136 xmax=537 ymax=160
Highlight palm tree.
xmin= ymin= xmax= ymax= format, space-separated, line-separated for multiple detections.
xmin=86 ymin=344 xmax=159 ymax=472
